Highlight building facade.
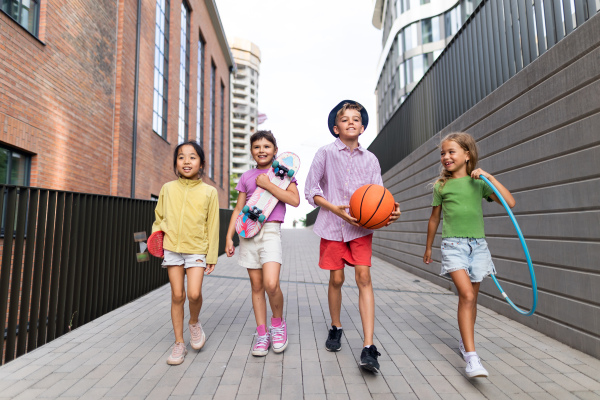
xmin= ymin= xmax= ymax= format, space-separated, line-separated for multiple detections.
xmin=229 ymin=37 xmax=261 ymax=182
xmin=372 ymin=0 xmax=481 ymax=131
xmin=0 ymin=0 xmax=234 ymax=207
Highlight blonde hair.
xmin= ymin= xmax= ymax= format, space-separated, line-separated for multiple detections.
xmin=433 ymin=132 xmax=479 ymax=189
xmin=335 ymin=102 xmax=363 ymax=126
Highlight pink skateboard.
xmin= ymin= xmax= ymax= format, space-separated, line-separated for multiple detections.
xmin=235 ymin=152 xmax=300 ymax=238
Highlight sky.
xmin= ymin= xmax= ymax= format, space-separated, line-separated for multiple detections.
xmin=216 ymin=0 xmax=383 ymax=227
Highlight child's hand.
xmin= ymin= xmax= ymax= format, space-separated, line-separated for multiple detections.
xmin=423 ymin=248 xmax=432 ymax=264
xmin=471 ymin=168 xmax=492 ymax=180
xmin=205 ymin=264 xmax=215 ymax=275
xmin=385 ymin=202 xmax=401 ymax=226
xmin=333 ymin=205 xmax=360 ymax=227
xmin=256 ymin=173 xmax=271 ymax=189
xmin=225 ymin=239 xmax=235 ymax=257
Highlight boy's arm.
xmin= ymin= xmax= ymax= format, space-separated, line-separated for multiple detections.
xmin=313 ymin=195 xmax=359 ymax=227
xmin=304 ymin=149 xmax=326 ymax=208
xmin=372 ymin=158 xmax=401 ymax=225
xmin=423 ymin=205 xmax=442 ymax=264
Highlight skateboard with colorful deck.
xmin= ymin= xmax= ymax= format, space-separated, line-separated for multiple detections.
xmin=235 ymin=152 xmax=300 ymax=238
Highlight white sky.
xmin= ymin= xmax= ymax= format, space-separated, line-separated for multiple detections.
xmin=217 ymin=0 xmax=383 ymax=227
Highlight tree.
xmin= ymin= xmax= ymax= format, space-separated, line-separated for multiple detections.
xmin=229 ymin=173 xmax=239 ymax=209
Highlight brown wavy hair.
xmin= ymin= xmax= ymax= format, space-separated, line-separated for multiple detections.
xmin=433 ymin=132 xmax=479 ymax=189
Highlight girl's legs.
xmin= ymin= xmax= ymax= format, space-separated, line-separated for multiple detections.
xmin=262 ymin=262 xmax=283 ymax=319
xmin=328 ymin=269 xmax=345 ymax=327
xmin=248 ymin=269 xmax=267 ymax=327
xmin=167 ymin=265 xmax=186 ymax=343
xmin=355 ymin=265 xmax=375 ymax=347
xmin=186 ymin=266 xmax=206 ymax=324
xmin=450 ymin=270 xmax=480 ymax=353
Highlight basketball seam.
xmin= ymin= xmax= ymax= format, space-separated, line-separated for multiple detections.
xmin=357 ymin=184 xmax=373 ymax=224
xmin=364 ymin=204 xmax=394 ymax=229
xmin=360 ymin=186 xmax=386 ymax=228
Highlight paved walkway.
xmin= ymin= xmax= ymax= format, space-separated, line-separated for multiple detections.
xmin=1 ymin=229 xmax=599 ymax=399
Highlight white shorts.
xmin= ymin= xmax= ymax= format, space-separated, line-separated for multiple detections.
xmin=238 ymin=223 xmax=282 ymax=269
xmin=161 ymin=250 xmax=207 ymax=269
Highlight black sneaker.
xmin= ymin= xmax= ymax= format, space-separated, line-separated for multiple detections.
xmin=359 ymin=345 xmax=381 ymax=373
xmin=325 ymin=326 xmax=342 ymax=352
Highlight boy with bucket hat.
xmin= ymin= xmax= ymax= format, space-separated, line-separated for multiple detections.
xmin=305 ymin=100 xmax=400 ymax=373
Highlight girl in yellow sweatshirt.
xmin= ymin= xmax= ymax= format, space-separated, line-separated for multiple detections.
xmin=152 ymin=141 xmax=219 ymax=365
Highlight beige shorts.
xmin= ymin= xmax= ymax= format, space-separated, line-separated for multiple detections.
xmin=162 ymin=250 xmax=206 ymax=269
xmin=238 ymin=223 xmax=282 ymax=269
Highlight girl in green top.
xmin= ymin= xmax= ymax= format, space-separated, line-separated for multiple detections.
xmin=423 ymin=132 xmax=515 ymax=378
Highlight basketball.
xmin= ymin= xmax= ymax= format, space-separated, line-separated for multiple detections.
xmin=349 ymin=184 xmax=395 ymax=230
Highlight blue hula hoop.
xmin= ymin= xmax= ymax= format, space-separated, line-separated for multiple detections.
xmin=480 ymin=175 xmax=538 ymax=316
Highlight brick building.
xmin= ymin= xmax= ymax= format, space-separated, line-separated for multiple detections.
xmin=0 ymin=0 xmax=234 ymax=207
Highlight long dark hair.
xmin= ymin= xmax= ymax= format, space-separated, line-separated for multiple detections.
xmin=173 ymin=141 xmax=206 ymax=178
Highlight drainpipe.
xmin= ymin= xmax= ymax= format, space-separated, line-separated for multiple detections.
xmin=131 ymin=0 xmax=142 ymax=198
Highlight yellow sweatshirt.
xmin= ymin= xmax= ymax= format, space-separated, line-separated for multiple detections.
xmin=152 ymin=178 xmax=220 ymax=264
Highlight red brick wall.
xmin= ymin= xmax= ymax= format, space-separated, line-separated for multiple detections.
xmin=0 ymin=0 xmax=231 ymax=207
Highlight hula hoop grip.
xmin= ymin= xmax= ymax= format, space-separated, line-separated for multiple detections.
xmin=480 ymin=175 xmax=538 ymax=316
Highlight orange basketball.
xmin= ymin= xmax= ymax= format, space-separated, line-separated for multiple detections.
xmin=349 ymin=184 xmax=395 ymax=230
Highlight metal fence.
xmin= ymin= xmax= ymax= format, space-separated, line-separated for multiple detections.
xmin=0 ymin=185 xmax=236 ymax=364
xmin=369 ymin=0 xmax=599 ymax=174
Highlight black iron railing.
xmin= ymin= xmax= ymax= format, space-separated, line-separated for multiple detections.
xmin=370 ymin=0 xmax=598 ymax=174
xmin=0 ymin=185 xmax=236 ymax=364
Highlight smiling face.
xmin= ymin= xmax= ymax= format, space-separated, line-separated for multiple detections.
xmin=333 ymin=109 xmax=364 ymax=141
xmin=251 ymin=137 xmax=277 ymax=169
xmin=176 ymin=144 xmax=202 ymax=180
xmin=440 ymin=139 xmax=470 ymax=177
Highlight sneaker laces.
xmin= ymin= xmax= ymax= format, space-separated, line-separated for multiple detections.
xmin=172 ymin=342 xmax=185 ymax=357
xmin=255 ymin=333 xmax=270 ymax=347
xmin=189 ymin=323 xmax=203 ymax=340
xmin=271 ymin=325 xmax=285 ymax=341
xmin=327 ymin=328 xmax=341 ymax=341
xmin=368 ymin=346 xmax=381 ymax=357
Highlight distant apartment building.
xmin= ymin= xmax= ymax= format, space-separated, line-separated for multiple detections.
xmin=372 ymin=0 xmax=481 ymax=131
xmin=229 ymin=38 xmax=261 ymax=181
xmin=0 ymin=0 xmax=234 ymax=207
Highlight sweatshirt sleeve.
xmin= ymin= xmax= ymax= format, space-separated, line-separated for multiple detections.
xmin=152 ymin=186 xmax=165 ymax=233
xmin=206 ymin=188 xmax=220 ymax=264
xmin=304 ymin=148 xmax=325 ymax=208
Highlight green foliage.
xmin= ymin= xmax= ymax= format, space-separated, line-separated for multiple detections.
xmin=230 ymin=173 xmax=239 ymax=209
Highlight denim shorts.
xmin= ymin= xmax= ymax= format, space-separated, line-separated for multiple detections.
xmin=440 ymin=237 xmax=496 ymax=282
xmin=162 ymin=250 xmax=207 ymax=269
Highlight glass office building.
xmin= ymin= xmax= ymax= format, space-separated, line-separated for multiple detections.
xmin=373 ymin=0 xmax=482 ymax=130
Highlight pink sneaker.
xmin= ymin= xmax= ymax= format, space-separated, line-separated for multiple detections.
xmin=167 ymin=342 xmax=187 ymax=365
xmin=270 ymin=317 xmax=288 ymax=353
xmin=189 ymin=321 xmax=206 ymax=350
xmin=252 ymin=324 xmax=270 ymax=356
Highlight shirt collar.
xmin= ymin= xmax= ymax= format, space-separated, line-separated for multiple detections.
xmin=178 ymin=177 xmax=203 ymax=186
xmin=334 ymin=137 xmax=364 ymax=152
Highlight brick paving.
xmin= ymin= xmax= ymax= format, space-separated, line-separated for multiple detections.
xmin=1 ymin=228 xmax=599 ymax=399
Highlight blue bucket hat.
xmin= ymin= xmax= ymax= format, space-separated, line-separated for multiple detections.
xmin=327 ymin=100 xmax=369 ymax=138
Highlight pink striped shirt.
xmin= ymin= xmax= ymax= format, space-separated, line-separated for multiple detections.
xmin=305 ymin=138 xmax=384 ymax=242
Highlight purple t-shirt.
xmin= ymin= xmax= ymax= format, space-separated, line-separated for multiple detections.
xmin=236 ymin=168 xmax=297 ymax=223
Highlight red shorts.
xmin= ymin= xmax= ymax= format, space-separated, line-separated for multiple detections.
xmin=319 ymin=234 xmax=373 ymax=270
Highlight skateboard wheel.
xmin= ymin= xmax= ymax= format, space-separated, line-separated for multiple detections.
xmin=258 ymin=214 xmax=266 ymax=223
xmin=242 ymin=205 xmax=249 ymax=214
xmin=272 ymin=160 xmax=279 ymax=169
xmin=287 ymin=169 xmax=294 ymax=177
xmin=274 ymin=167 xmax=279 ymax=174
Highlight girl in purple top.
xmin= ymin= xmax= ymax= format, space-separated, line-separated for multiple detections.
xmin=225 ymin=131 xmax=299 ymax=356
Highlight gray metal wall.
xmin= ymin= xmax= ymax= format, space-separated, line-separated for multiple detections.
xmin=374 ymin=13 xmax=600 ymax=358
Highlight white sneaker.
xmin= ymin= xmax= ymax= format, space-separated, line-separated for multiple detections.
xmin=465 ymin=356 xmax=489 ymax=378
xmin=459 ymin=339 xmax=467 ymax=360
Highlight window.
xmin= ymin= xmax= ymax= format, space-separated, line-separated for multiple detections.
xmin=398 ymin=62 xmax=406 ymax=88
xmin=220 ymin=82 xmax=225 ymax=187
xmin=408 ymin=55 xmax=424 ymax=84
xmin=177 ymin=2 xmax=190 ymax=144
xmin=196 ymin=37 xmax=205 ymax=146
xmin=153 ymin=0 xmax=170 ymax=139
xmin=404 ymin=23 xmax=418 ymax=51
xmin=396 ymin=31 xmax=404 ymax=57
xmin=445 ymin=6 xmax=461 ymax=37
xmin=0 ymin=146 xmax=30 ymax=186
xmin=1 ymin=0 xmax=39 ymax=36
xmin=422 ymin=16 xmax=441 ymax=44
xmin=209 ymin=62 xmax=216 ymax=180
